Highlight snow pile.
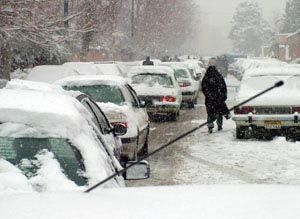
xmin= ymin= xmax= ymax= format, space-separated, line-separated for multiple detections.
xmin=22 ymin=150 xmax=78 ymax=192
xmin=230 ymin=58 xmax=287 ymax=80
xmin=1 ymin=185 xmax=300 ymax=218
xmin=26 ymin=65 xmax=78 ymax=83
xmin=0 ymin=159 xmax=33 ymax=192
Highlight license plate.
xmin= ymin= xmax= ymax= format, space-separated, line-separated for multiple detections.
xmin=264 ymin=121 xmax=281 ymax=129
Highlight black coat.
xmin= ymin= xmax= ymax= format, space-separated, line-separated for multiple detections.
xmin=201 ymin=66 xmax=229 ymax=116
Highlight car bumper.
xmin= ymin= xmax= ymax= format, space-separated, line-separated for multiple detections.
xmin=233 ymin=114 xmax=300 ymax=128
xmin=146 ymin=103 xmax=180 ymax=114
xmin=181 ymin=91 xmax=196 ymax=102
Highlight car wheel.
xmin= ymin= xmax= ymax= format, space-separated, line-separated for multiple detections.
xmin=138 ymin=127 xmax=149 ymax=158
xmin=187 ymin=101 xmax=194 ymax=108
xmin=193 ymin=96 xmax=198 ymax=104
xmin=236 ymin=126 xmax=247 ymax=139
xmin=169 ymin=113 xmax=177 ymax=121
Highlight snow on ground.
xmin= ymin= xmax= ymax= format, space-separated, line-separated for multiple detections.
xmin=176 ymin=118 xmax=300 ymax=185
xmin=175 ymin=75 xmax=300 ymax=185
xmin=1 ymin=185 xmax=300 ymax=219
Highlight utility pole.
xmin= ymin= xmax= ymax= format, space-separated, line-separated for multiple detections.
xmin=64 ymin=0 xmax=69 ymax=28
xmin=131 ymin=0 xmax=135 ymax=38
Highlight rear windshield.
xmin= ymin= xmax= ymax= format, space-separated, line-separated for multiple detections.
xmin=131 ymin=73 xmax=173 ymax=87
xmin=174 ymin=69 xmax=189 ymax=79
xmin=0 ymin=137 xmax=86 ymax=186
xmin=65 ymin=85 xmax=125 ymax=105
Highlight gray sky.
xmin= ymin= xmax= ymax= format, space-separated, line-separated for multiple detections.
xmin=195 ymin=0 xmax=287 ymax=55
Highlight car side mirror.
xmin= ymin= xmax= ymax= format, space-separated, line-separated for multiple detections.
xmin=112 ymin=124 xmax=127 ymax=136
xmin=140 ymin=100 xmax=146 ymax=108
xmin=124 ymin=160 xmax=150 ymax=180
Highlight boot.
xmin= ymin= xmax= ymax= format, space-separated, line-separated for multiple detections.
xmin=208 ymin=128 xmax=213 ymax=134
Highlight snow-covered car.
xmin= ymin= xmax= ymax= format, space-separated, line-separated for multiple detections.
xmin=0 ymin=88 xmax=150 ymax=192
xmin=128 ymin=66 xmax=182 ymax=120
xmin=56 ymin=75 xmax=150 ymax=161
xmin=183 ymin=60 xmax=205 ymax=80
xmin=160 ymin=62 xmax=199 ymax=108
xmin=26 ymin=65 xmax=78 ymax=83
xmin=93 ymin=63 xmax=127 ymax=77
xmin=233 ymin=67 xmax=300 ymax=140
xmin=5 ymin=79 xmax=126 ymax=163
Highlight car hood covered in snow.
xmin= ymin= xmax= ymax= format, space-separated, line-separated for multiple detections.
xmin=1 ymin=185 xmax=300 ymax=219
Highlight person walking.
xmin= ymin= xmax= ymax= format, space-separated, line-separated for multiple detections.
xmin=142 ymin=56 xmax=154 ymax=66
xmin=201 ymin=65 xmax=230 ymax=133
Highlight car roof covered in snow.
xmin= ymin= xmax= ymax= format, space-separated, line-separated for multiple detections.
xmin=244 ymin=67 xmax=300 ymax=78
xmin=62 ymin=62 xmax=100 ymax=75
xmin=93 ymin=63 xmax=125 ymax=77
xmin=26 ymin=65 xmax=78 ymax=83
xmin=128 ymin=65 xmax=174 ymax=76
xmin=159 ymin=62 xmax=189 ymax=70
xmin=56 ymin=75 xmax=128 ymax=87
xmin=0 ymin=88 xmax=91 ymax=138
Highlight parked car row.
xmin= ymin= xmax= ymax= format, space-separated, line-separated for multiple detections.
xmin=0 ymin=58 xmax=206 ymax=190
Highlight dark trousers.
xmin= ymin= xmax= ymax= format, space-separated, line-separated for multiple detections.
xmin=207 ymin=113 xmax=223 ymax=129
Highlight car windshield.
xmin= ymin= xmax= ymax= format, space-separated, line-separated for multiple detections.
xmin=0 ymin=137 xmax=86 ymax=186
xmin=174 ymin=69 xmax=189 ymax=79
xmin=65 ymin=85 xmax=125 ymax=105
xmin=131 ymin=73 xmax=173 ymax=87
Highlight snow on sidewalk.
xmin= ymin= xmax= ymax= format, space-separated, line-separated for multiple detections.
xmin=175 ymin=119 xmax=300 ymax=185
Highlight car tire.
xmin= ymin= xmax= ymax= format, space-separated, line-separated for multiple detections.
xmin=138 ymin=127 xmax=149 ymax=158
xmin=236 ymin=126 xmax=247 ymax=139
xmin=169 ymin=113 xmax=177 ymax=121
xmin=193 ymin=96 xmax=198 ymax=105
xmin=187 ymin=101 xmax=194 ymax=108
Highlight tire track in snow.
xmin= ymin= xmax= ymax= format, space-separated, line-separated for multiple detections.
xmin=181 ymin=150 xmax=276 ymax=184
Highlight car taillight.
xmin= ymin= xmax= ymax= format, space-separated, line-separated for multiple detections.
xmin=234 ymin=106 xmax=254 ymax=114
xmin=111 ymin=122 xmax=128 ymax=128
xmin=179 ymin=82 xmax=191 ymax=87
xmin=160 ymin=96 xmax=176 ymax=102
xmin=292 ymin=107 xmax=300 ymax=113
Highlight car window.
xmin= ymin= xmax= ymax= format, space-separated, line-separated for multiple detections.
xmin=81 ymin=99 xmax=110 ymax=135
xmin=0 ymin=137 xmax=86 ymax=186
xmin=174 ymin=69 xmax=189 ymax=79
xmin=64 ymin=85 xmax=125 ymax=105
xmin=86 ymin=99 xmax=112 ymax=134
xmin=125 ymin=85 xmax=140 ymax=108
xmin=131 ymin=73 xmax=174 ymax=87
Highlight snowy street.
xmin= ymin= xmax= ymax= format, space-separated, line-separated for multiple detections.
xmin=128 ymin=75 xmax=300 ymax=187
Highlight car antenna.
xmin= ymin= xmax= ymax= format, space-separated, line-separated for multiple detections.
xmin=85 ymin=80 xmax=284 ymax=193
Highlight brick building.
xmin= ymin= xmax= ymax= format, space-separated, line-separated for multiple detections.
xmin=266 ymin=30 xmax=300 ymax=62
